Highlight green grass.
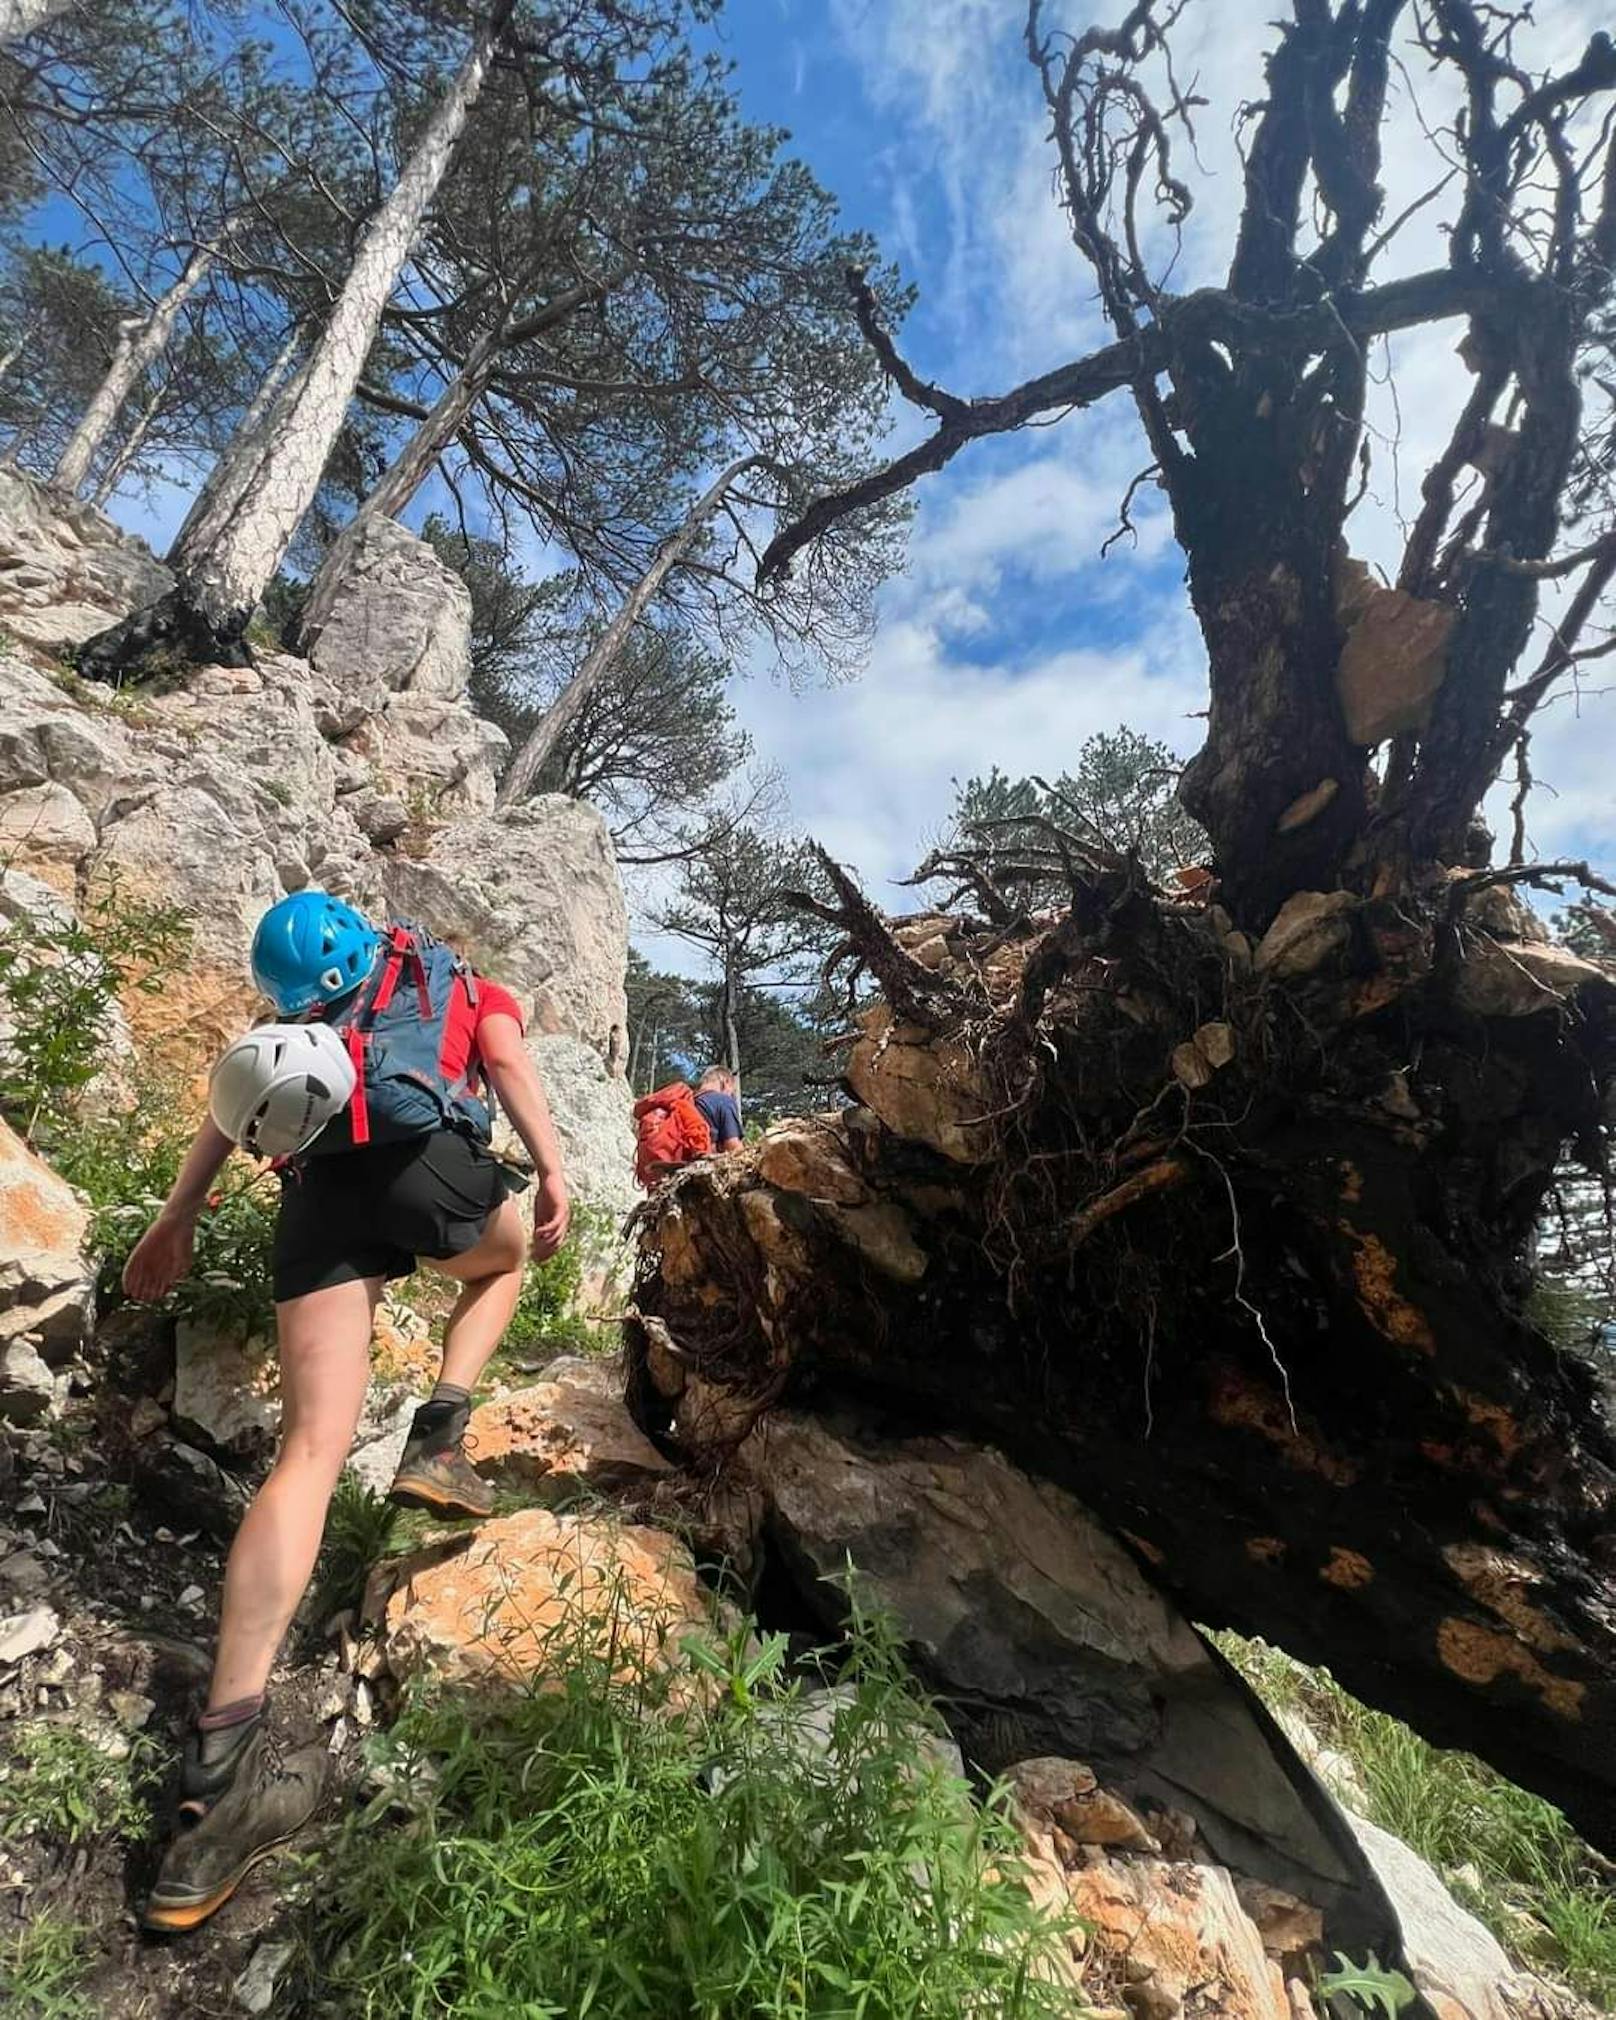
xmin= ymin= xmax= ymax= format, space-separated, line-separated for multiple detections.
xmin=298 ymin=1595 xmax=1077 ymax=2019
xmin=1219 ymin=1633 xmax=1616 ymax=2004
xmin=0 ymin=1918 xmax=96 ymax=2019
xmin=313 ymin=1474 xmax=403 ymax=1626
xmin=0 ymin=1723 xmax=154 ymax=1847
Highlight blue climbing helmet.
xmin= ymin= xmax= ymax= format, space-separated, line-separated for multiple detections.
xmin=250 ymin=892 xmax=380 ymax=1016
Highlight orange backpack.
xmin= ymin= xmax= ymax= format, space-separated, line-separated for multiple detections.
xmin=633 ymin=1080 xmax=713 ymax=1188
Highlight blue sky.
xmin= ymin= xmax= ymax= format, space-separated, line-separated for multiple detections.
xmin=99 ymin=0 xmax=1616 ymax=948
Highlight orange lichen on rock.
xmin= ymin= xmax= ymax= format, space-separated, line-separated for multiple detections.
xmin=1246 ymin=1536 xmax=1287 ymax=1566
xmin=1442 ymin=1543 xmax=1576 ymax=1655
xmin=1436 ymin=1617 xmax=1585 ymax=1721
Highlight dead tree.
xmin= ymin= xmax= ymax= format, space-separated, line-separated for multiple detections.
xmin=75 ymin=1 xmax=514 ymax=679
xmin=628 ymin=2 xmax=1616 ymax=1854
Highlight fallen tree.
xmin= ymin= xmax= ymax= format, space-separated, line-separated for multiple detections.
xmin=627 ymin=0 xmax=1616 ymax=1857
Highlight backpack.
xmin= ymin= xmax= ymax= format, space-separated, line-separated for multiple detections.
xmin=300 ymin=921 xmax=493 ymax=1157
xmin=633 ymin=1081 xmax=712 ymax=1188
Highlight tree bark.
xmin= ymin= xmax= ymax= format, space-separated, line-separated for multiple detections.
xmin=296 ymin=278 xmax=601 ymax=654
xmin=51 ymin=241 xmax=214 ymax=498
xmin=626 ymin=881 xmax=1616 ymax=1854
xmin=164 ymin=321 xmax=303 ymax=565
xmin=0 ymin=0 xmax=69 ymax=47
xmin=498 ymin=454 xmax=762 ymax=806
xmin=76 ymin=1 xmax=513 ymax=679
xmin=90 ymin=364 xmax=168 ymax=508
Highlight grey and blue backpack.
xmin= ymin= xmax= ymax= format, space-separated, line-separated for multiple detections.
xmin=300 ymin=922 xmax=494 ymax=1156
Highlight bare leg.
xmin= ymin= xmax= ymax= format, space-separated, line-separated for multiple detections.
xmin=427 ymin=1193 xmax=528 ymax=1391
xmin=206 ymin=1276 xmax=380 ymax=1709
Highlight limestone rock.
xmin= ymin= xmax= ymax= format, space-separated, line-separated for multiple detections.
xmin=755 ymin=1119 xmax=870 ymax=1205
xmin=0 ymin=1119 xmax=91 ymax=1361
xmin=1233 ymin=1879 xmax=1325 ymax=1962
xmin=819 ymin=1199 xmax=928 ymax=1282
xmin=468 ymin=1355 xmax=672 ymax=1500
xmin=307 ymin=517 xmax=472 ymax=700
xmin=1453 ymin=936 xmax=1612 ymax=1019
xmin=845 ymin=1006 xmax=995 ymax=1164
xmin=1335 ymin=558 xmax=1454 ymax=747
xmin=0 ymin=1602 xmax=60 ymax=1665
xmin=1346 ymin=1811 xmax=1531 ymax=2020
xmin=1062 ymin=1850 xmax=1291 ymax=2020
xmin=376 ymin=1507 xmax=712 ymax=1687
xmin=525 ymin=1032 xmax=635 ymax=1222
xmin=348 ymin=788 xmax=410 ymax=844
xmin=0 ymin=1339 xmax=60 ymax=1423
xmin=130 ymin=1435 xmax=250 ymax=1543
xmin=172 ymin=1324 xmax=280 ymax=1461
xmin=0 ymin=466 xmax=172 ymax=648
xmin=1005 ymin=1756 xmax=1159 ymax=1851
xmin=0 ymin=778 xmax=96 ymax=876
xmin=1254 ymin=890 xmax=1358 ymax=978
xmin=743 ymin=1413 xmax=1369 ymax=1911
xmin=386 ymin=798 xmax=629 ymax=1050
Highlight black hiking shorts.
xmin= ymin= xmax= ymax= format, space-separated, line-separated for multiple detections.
xmin=271 ymin=1131 xmax=515 ymax=1302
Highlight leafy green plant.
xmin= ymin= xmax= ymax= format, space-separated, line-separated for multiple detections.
xmin=0 ymin=1917 xmax=96 ymax=2019
xmin=0 ymin=875 xmax=189 ymax=1144
xmin=313 ymin=1472 xmax=402 ymax=1626
xmin=0 ymin=1723 xmax=155 ymax=1846
xmin=301 ymin=1591 xmax=1076 ymax=2018
xmin=1219 ymin=1633 xmax=1616 ymax=2004
xmin=497 ymin=1203 xmax=618 ymax=1366
xmin=1315 ymin=1953 xmax=1416 ymax=2016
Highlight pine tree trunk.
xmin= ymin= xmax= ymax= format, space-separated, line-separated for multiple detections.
xmin=165 ymin=322 xmax=303 ymax=564
xmin=0 ymin=0 xmax=69 ymax=46
xmin=90 ymin=366 xmax=168 ymax=508
xmin=52 ymin=242 xmax=213 ymax=498
xmin=498 ymin=455 xmax=762 ymax=805
xmin=296 ymin=277 xmax=599 ymax=653
xmin=76 ymin=1 xmax=512 ymax=679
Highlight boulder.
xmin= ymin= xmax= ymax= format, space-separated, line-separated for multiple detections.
xmin=756 ymin=1119 xmax=870 ymax=1204
xmin=385 ymin=798 xmax=629 ymax=1050
xmin=172 ymin=1324 xmax=281 ymax=1461
xmin=525 ymin=1032 xmax=635 ymax=1222
xmin=308 ymin=517 xmax=472 ymax=701
xmin=1334 ymin=558 xmax=1454 ymax=747
xmin=1345 ymin=1811 xmax=1531 ymax=2020
xmin=0 ymin=1338 xmax=59 ymax=1423
xmin=1004 ymin=1756 xmax=1159 ymax=1852
xmin=0 ymin=1119 xmax=91 ymax=1362
xmin=1453 ymin=936 xmax=1612 ymax=1020
xmin=375 ymin=1507 xmax=713 ymax=1688
xmin=1254 ymin=890 xmax=1358 ymax=978
xmin=743 ymin=1412 xmax=1380 ymax=1923
xmin=0 ymin=465 xmax=173 ymax=648
xmin=845 ymin=1007 xmax=996 ymax=1164
xmin=468 ymin=1355 xmax=673 ymax=1500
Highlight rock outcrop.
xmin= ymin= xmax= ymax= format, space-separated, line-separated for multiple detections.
xmin=0 ymin=1118 xmax=92 ymax=1421
xmin=0 ymin=469 xmax=633 ymax=1207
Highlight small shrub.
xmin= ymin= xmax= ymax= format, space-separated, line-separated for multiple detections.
xmin=0 ymin=1723 xmax=155 ymax=1846
xmin=313 ymin=1473 xmax=402 ymax=1626
xmin=301 ymin=1595 xmax=1076 ymax=2018
xmin=0 ymin=876 xmax=190 ymax=1145
xmin=497 ymin=1203 xmax=619 ymax=1366
xmin=0 ymin=1917 xmax=96 ymax=2019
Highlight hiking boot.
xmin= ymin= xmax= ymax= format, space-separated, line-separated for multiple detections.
xmin=387 ymin=1398 xmax=494 ymax=1520
xmin=141 ymin=1715 xmax=326 ymax=1934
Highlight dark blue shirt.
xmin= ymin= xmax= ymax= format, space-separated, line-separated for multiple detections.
xmin=694 ymin=1089 xmax=742 ymax=1146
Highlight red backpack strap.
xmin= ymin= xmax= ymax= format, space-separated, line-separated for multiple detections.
xmin=367 ymin=925 xmax=414 ymax=1019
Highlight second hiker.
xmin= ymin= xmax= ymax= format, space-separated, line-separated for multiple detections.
xmin=120 ymin=891 xmax=569 ymax=1934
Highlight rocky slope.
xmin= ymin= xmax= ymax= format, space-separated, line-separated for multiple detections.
xmin=0 ymin=477 xmax=1589 ymax=2020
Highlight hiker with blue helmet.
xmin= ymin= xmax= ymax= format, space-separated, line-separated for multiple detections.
xmin=120 ymin=889 xmax=570 ymax=1934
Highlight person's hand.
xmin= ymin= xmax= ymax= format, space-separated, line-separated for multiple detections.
xmin=122 ymin=1208 xmax=197 ymax=1304
xmin=530 ymin=1172 xmax=570 ymax=1262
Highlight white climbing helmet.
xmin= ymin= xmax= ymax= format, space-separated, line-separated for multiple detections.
xmin=208 ymin=1022 xmax=356 ymax=1159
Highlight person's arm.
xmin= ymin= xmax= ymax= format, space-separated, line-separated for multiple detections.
xmin=478 ymin=1012 xmax=570 ymax=1260
xmin=121 ymin=1118 xmax=236 ymax=1303
xmin=716 ymin=1092 xmax=743 ymax=1153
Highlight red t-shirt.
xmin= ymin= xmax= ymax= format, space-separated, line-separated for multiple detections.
xmin=442 ymin=974 xmax=524 ymax=1088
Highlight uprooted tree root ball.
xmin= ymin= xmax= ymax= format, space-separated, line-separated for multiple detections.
xmin=627 ymin=848 xmax=1616 ymax=1854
